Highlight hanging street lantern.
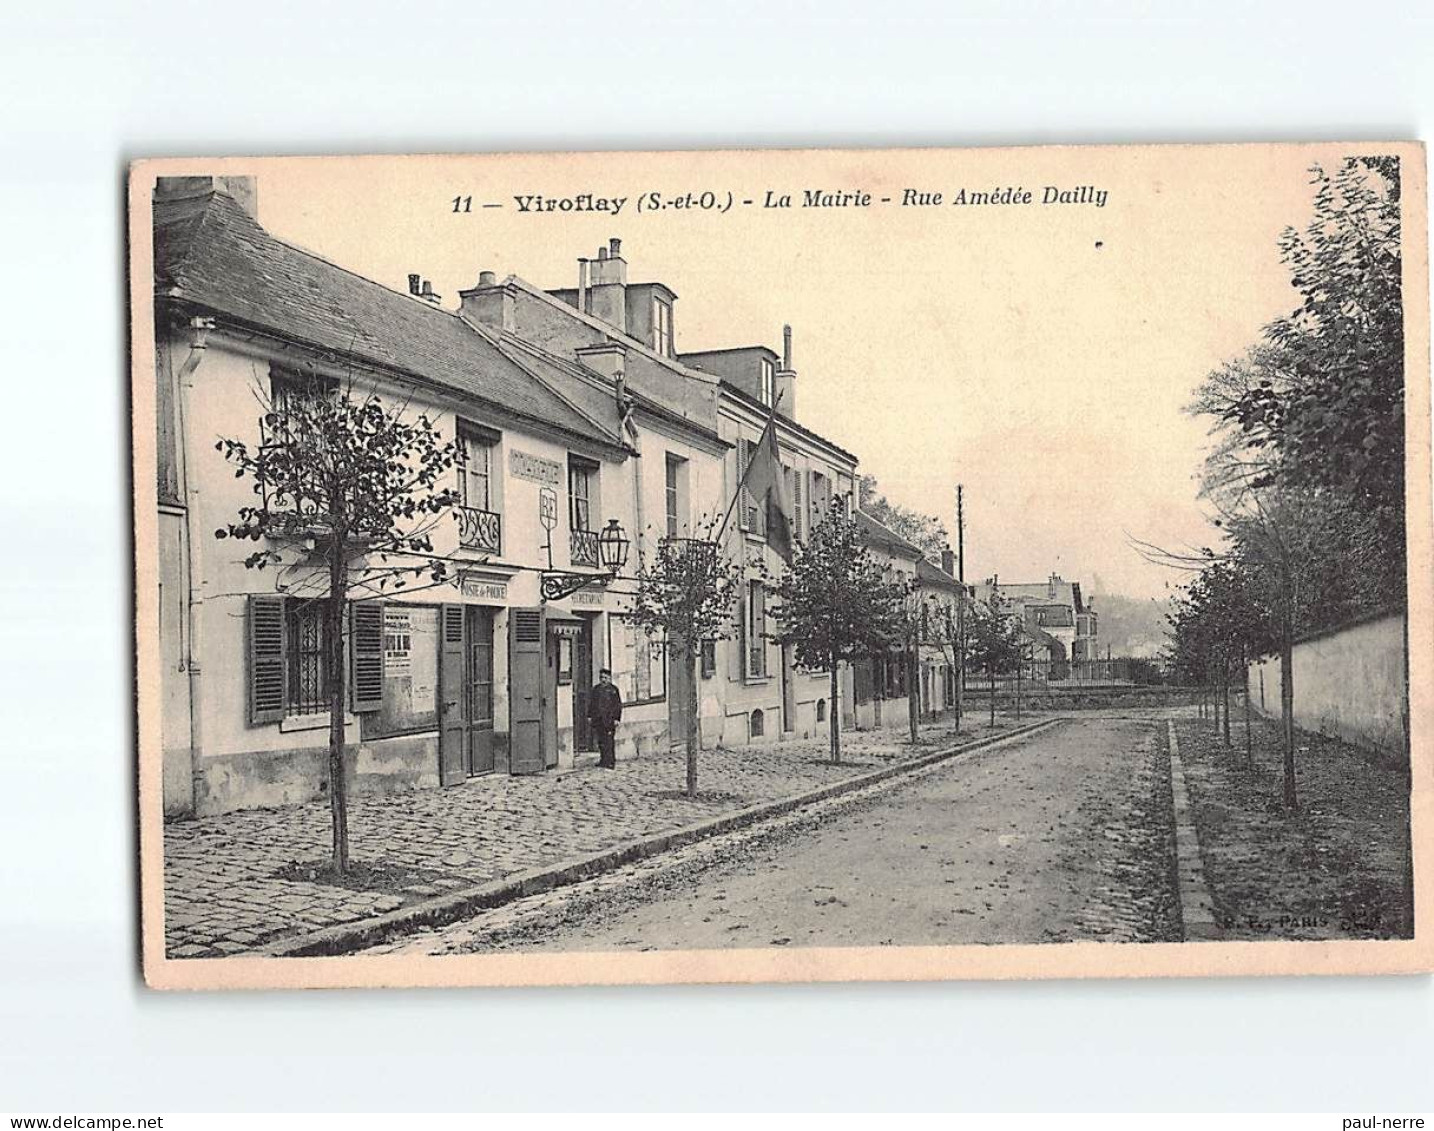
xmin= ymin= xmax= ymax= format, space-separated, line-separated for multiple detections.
xmin=540 ymin=516 xmax=630 ymax=603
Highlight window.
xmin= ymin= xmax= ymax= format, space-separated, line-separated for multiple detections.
xmin=737 ymin=439 xmax=763 ymax=534
xmin=749 ymin=708 xmax=765 ymax=738
xmin=745 ymin=580 xmax=767 ymax=678
xmin=568 ymin=458 xmax=593 ymax=531
xmin=700 ymin=638 xmax=716 ymax=678
xmin=457 ymin=426 xmax=495 ymax=511
xmin=792 ymin=468 xmax=804 ymax=542
xmin=759 ymin=357 xmax=775 ymax=406
xmin=287 ymin=599 xmax=328 ymax=715
xmin=815 ymin=699 xmax=827 ymax=723
xmin=665 ymin=453 xmax=683 ymax=538
xmin=653 ymin=298 xmax=673 ymax=356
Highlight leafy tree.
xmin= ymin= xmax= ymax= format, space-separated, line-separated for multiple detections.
xmin=628 ymin=518 xmax=741 ymax=798
xmin=966 ymin=590 xmax=1021 ymax=727
xmin=770 ymin=503 xmax=909 ymax=762
xmin=1223 ymin=158 xmax=1405 ymax=605
xmin=858 ymin=474 xmax=949 ymax=560
xmin=216 ymin=375 xmax=460 ymax=873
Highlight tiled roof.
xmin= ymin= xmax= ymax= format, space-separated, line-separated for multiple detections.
xmin=915 ymin=557 xmax=963 ymax=591
xmin=855 ymin=509 xmax=924 ymax=559
xmin=153 ymin=190 xmax=623 ymax=450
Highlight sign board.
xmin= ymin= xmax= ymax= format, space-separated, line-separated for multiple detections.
xmin=510 ymin=449 xmax=562 ymax=486
xmin=461 ymin=576 xmax=509 ymax=602
xmin=539 ymin=486 xmax=558 ymax=531
xmin=383 ymin=607 xmax=414 ymax=673
xmin=572 ymin=590 xmax=605 ymax=607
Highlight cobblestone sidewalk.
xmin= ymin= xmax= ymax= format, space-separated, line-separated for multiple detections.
xmin=163 ymin=716 xmax=1042 ymax=956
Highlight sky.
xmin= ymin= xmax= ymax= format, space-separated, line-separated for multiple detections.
xmin=218 ymin=144 xmax=1343 ymax=601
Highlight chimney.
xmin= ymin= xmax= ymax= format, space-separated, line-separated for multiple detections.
xmin=587 ymin=238 xmax=628 ymax=331
xmin=420 ymin=279 xmax=441 ymax=305
xmin=407 ymin=273 xmax=422 ymax=296
xmin=458 ymin=271 xmax=515 ymax=332
xmin=577 ymin=258 xmax=589 ymax=314
xmin=154 ymin=174 xmax=259 ymax=221
xmin=775 ymin=323 xmax=798 ymax=421
xmin=941 ymin=549 xmax=955 ymax=576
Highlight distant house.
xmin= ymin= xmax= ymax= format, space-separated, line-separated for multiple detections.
xmin=977 ymin=573 xmax=1100 ymax=678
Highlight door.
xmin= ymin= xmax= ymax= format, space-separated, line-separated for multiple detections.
xmin=466 ymin=606 xmax=495 ymax=775
xmin=543 ymin=634 xmax=559 ymax=769
xmin=573 ymin=618 xmax=594 ymax=753
xmin=509 ymin=608 xmax=545 ymax=775
xmin=780 ymin=642 xmax=796 ymax=732
xmin=668 ymin=633 xmax=692 ymax=749
xmin=438 ymin=605 xmax=467 ymax=786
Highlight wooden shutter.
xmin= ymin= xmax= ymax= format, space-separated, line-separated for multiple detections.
xmin=247 ymin=595 xmax=287 ymax=725
xmin=793 ymin=470 xmax=804 ymax=543
xmin=738 ymin=439 xmax=753 ymax=531
xmin=509 ymin=608 xmax=546 ymax=775
xmin=729 ymin=585 xmax=745 ymax=681
xmin=438 ymin=604 xmax=467 ymax=786
xmin=350 ymin=601 xmax=385 ymax=713
xmin=753 ymin=583 xmax=767 ymax=677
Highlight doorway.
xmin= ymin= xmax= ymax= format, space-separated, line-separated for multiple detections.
xmin=439 ymin=604 xmax=495 ymax=784
xmin=572 ymin=617 xmax=595 ymax=753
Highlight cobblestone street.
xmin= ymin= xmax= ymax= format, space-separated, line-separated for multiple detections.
xmin=162 ymin=715 xmax=1046 ymax=956
xmin=366 ymin=713 xmax=1183 ymax=955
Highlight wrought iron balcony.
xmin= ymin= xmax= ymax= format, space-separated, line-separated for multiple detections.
xmin=455 ymin=506 xmax=502 ymax=554
xmin=659 ymin=536 xmax=718 ymax=565
xmin=570 ymin=527 xmax=600 ymax=568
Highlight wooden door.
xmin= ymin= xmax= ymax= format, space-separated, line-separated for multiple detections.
xmin=509 ymin=608 xmax=545 ymax=775
xmin=573 ymin=619 xmax=594 ymax=752
xmin=438 ymin=604 xmax=467 ymax=786
xmin=466 ymin=607 xmax=495 ymax=775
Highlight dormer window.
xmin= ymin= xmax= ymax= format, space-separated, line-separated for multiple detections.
xmin=653 ymin=298 xmax=673 ymax=356
xmin=760 ymin=357 xmax=775 ymax=406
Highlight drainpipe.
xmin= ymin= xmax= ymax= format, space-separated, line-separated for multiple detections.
xmin=175 ymin=315 xmax=215 ymax=809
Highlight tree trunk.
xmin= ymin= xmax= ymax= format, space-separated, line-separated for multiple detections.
xmin=829 ymin=655 xmax=841 ymax=764
xmin=907 ymin=641 xmax=919 ymax=744
xmin=1243 ymin=669 xmax=1253 ymax=766
xmin=327 ymin=547 xmax=350 ymax=875
xmin=1221 ymin=666 xmax=1232 ymax=748
xmin=988 ymin=663 xmax=995 ymax=728
xmin=1280 ymin=614 xmax=1297 ymax=810
xmin=685 ymin=650 xmax=700 ymax=799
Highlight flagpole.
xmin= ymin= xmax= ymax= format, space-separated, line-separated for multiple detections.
xmin=713 ymin=387 xmax=785 ymax=546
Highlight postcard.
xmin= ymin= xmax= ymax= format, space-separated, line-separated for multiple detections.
xmin=130 ymin=142 xmax=1431 ymax=989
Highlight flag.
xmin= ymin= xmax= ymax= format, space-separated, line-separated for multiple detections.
xmin=741 ymin=412 xmax=794 ymax=562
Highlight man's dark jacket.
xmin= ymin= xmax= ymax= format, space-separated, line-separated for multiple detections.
xmin=588 ymin=682 xmax=624 ymax=729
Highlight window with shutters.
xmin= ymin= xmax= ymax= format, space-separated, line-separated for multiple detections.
xmin=759 ymin=358 xmax=775 ymax=407
xmin=700 ymin=638 xmax=716 ymax=679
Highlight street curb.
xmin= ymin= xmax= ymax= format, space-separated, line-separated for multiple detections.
xmin=260 ymin=717 xmax=1065 ymax=958
xmin=1167 ymin=720 xmax=1223 ymax=942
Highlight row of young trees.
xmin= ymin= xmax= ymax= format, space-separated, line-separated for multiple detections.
xmin=1158 ymin=157 xmax=1405 ymax=811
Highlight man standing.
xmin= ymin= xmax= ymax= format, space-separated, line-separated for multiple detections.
xmin=587 ymin=667 xmax=624 ymax=769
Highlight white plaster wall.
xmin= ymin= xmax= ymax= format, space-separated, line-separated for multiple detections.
xmin=1247 ymin=613 xmax=1407 ymax=755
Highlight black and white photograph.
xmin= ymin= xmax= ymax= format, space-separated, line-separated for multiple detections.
xmin=131 ymin=143 xmax=1430 ymax=990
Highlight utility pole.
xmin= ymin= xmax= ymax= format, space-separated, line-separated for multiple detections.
xmin=955 ymin=484 xmax=966 ymax=733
